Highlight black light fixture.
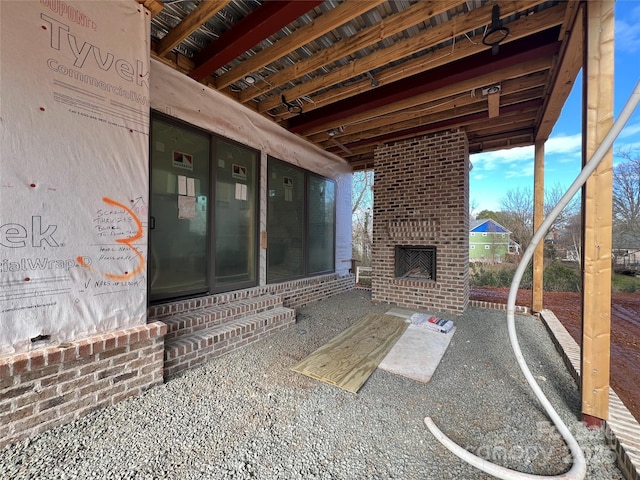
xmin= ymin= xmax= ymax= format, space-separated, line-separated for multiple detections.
xmin=482 ymin=5 xmax=509 ymax=55
xmin=281 ymin=94 xmax=302 ymax=114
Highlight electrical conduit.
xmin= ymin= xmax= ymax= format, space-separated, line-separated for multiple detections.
xmin=425 ymin=78 xmax=640 ymax=480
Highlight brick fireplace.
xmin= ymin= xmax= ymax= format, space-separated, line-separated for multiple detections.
xmin=371 ymin=129 xmax=469 ymax=314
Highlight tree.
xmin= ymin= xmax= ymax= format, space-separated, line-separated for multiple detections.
xmin=613 ymin=149 xmax=640 ymax=239
xmin=352 ymin=170 xmax=374 ymax=266
xmin=498 ymin=183 xmax=580 ymax=252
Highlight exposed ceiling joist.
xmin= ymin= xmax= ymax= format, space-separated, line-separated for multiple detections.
xmin=136 ymin=0 xmax=163 ymax=18
xmin=147 ymin=0 xmax=582 ymax=167
xmin=317 ymin=86 xmax=545 ymax=148
xmin=155 ymin=0 xmax=232 ymax=57
xmin=241 ymin=0 xmax=461 ymax=103
xmin=190 ymin=1 xmax=324 ymax=81
xmin=536 ymin=2 xmax=584 ymax=141
xmin=215 ymin=0 xmax=387 ymax=89
xmin=267 ymin=2 xmax=565 ymax=119
xmin=257 ymin=0 xmax=549 ymax=113
xmin=288 ymin=30 xmax=561 ymax=134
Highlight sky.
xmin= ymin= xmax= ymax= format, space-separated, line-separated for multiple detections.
xmin=470 ymin=0 xmax=640 ymax=215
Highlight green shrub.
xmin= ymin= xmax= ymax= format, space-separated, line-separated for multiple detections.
xmin=612 ymin=273 xmax=640 ymax=293
xmin=470 ymin=261 xmax=582 ymax=291
xmin=469 ymin=263 xmax=533 ymax=289
xmin=542 ymin=262 xmax=581 ymax=292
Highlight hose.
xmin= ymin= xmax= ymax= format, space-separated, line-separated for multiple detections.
xmin=425 ymin=78 xmax=640 ymax=480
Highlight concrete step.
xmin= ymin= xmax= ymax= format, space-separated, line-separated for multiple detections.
xmin=162 ymin=294 xmax=284 ymax=341
xmin=163 ymin=306 xmax=296 ymax=378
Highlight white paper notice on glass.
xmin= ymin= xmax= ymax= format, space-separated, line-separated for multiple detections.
xmin=284 ymin=188 xmax=293 ymax=202
xmin=178 ymin=195 xmax=196 ymax=219
xmin=178 ymin=175 xmax=187 ymax=196
xmin=187 ymin=177 xmax=195 ymax=197
xmin=235 ymin=183 xmax=247 ymax=201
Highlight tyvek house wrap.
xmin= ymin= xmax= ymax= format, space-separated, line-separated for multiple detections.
xmin=0 ymin=1 xmax=150 ymax=354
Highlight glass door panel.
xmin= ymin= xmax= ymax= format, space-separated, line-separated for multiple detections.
xmin=149 ymin=118 xmax=209 ymax=300
xmin=267 ymin=158 xmax=305 ymax=283
xmin=213 ymin=140 xmax=257 ymax=291
xmin=308 ymin=176 xmax=335 ymax=274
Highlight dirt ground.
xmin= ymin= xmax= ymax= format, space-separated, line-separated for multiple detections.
xmin=470 ymin=287 xmax=640 ymax=424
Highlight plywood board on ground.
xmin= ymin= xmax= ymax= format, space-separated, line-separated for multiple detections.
xmin=291 ymin=313 xmax=408 ymax=393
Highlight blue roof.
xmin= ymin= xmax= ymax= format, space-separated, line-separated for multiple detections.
xmin=470 ymin=219 xmax=510 ymax=233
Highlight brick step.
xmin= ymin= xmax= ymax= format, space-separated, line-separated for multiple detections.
xmin=162 ymin=294 xmax=284 ymax=341
xmin=163 ymin=306 xmax=296 ymax=378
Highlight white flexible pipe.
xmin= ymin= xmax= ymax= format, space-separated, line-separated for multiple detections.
xmin=425 ymin=78 xmax=640 ymax=480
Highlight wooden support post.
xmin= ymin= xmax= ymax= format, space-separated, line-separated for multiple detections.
xmin=581 ymin=0 xmax=614 ymax=424
xmin=532 ymin=140 xmax=545 ymax=313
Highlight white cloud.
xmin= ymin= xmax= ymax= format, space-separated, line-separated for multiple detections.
xmin=470 ymin=145 xmax=534 ymax=174
xmin=618 ymin=121 xmax=640 ymax=140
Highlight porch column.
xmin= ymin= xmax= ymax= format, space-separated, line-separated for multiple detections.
xmin=581 ymin=0 xmax=614 ymax=426
xmin=532 ymin=140 xmax=545 ymax=312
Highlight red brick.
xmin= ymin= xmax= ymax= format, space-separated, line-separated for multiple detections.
xmin=45 ymin=348 xmax=62 ymax=366
xmin=12 ymin=354 xmax=30 ymax=375
xmin=4 ymin=404 xmax=35 ymax=423
xmin=29 ymin=353 xmax=46 ymax=370
xmin=76 ymin=343 xmax=92 ymax=358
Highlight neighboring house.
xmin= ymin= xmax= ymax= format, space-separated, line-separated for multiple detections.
xmin=469 ymin=219 xmax=518 ymax=262
xmin=612 ymin=231 xmax=640 ymax=274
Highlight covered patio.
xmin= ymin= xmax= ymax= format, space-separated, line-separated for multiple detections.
xmin=0 ymin=291 xmax=626 ymax=479
xmin=1 ymin=0 xmax=635 ymax=476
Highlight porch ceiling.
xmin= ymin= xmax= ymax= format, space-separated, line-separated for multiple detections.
xmin=143 ymin=0 xmax=582 ymax=170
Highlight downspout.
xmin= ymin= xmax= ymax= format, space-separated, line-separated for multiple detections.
xmin=425 ymin=79 xmax=640 ymax=480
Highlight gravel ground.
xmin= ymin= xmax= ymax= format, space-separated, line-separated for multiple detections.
xmin=0 ymin=290 xmax=624 ymax=479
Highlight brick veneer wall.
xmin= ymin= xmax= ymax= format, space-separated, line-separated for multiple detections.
xmin=148 ymin=273 xmax=355 ymax=319
xmin=372 ymin=129 xmax=469 ymax=313
xmin=0 ymin=322 xmax=167 ymax=450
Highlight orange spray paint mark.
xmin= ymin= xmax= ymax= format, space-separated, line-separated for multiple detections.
xmin=101 ymin=197 xmax=145 ymax=282
xmin=76 ymin=197 xmax=146 ymax=282
xmin=77 ymin=256 xmax=91 ymax=269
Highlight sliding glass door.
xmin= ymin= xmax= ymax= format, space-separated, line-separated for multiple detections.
xmin=149 ymin=115 xmax=259 ymax=301
xmin=213 ymin=139 xmax=258 ymax=291
xmin=266 ymin=157 xmax=336 ymax=283
xmin=149 ymin=117 xmax=210 ymax=301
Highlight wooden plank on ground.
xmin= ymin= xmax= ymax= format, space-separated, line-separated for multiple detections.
xmin=292 ymin=313 xmax=408 ymax=393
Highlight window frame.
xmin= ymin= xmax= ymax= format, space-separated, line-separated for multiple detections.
xmin=266 ymin=156 xmax=336 ymax=283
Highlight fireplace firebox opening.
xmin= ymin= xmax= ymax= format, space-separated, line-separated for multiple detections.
xmin=395 ymin=246 xmax=436 ymax=281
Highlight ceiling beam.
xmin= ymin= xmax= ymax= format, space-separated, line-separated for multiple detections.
xmin=155 ymin=0 xmax=232 ymax=57
xmin=333 ymin=99 xmax=543 ymax=151
xmin=288 ymin=29 xmax=560 ymax=134
xmin=317 ymin=88 xmax=543 ymax=148
xmin=189 ymin=1 xmax=324 ymax=82
xmin=308 ymin=77 xmax=546 ymax=144
xmin=258 ymin=0 xmax=552 ymax=112
xmin=536 ymin=3 xmax=583 ymax=140
xmin=298 ymin=54 xmax=552 ymax=138
xmin=242 ymin=0 xmax=462 ymax=103
xmin=215 ymin=0 xmax=386 ymax=89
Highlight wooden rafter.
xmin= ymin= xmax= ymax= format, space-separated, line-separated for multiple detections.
xmin=254 ymin=0 xmax=552 ymax=112
xmin=290 ymin=39 xmax=557 ymax=137
xmin=242 ymin=0 xmax=461 ymax=104
xmin=155 ymin=0 xmax=232 ymax=57
xmin=214 ymin=0 xmax=387 ymax=89
xmin=190 ymin=1 xmax=324 ymax=81
xmin=145 ymin=0 xmax=584 ymax=164
xmin=309 ymin=82 xmax=545 ymax=146
xmin=536 ymin=2 xmax=583 ymax=141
